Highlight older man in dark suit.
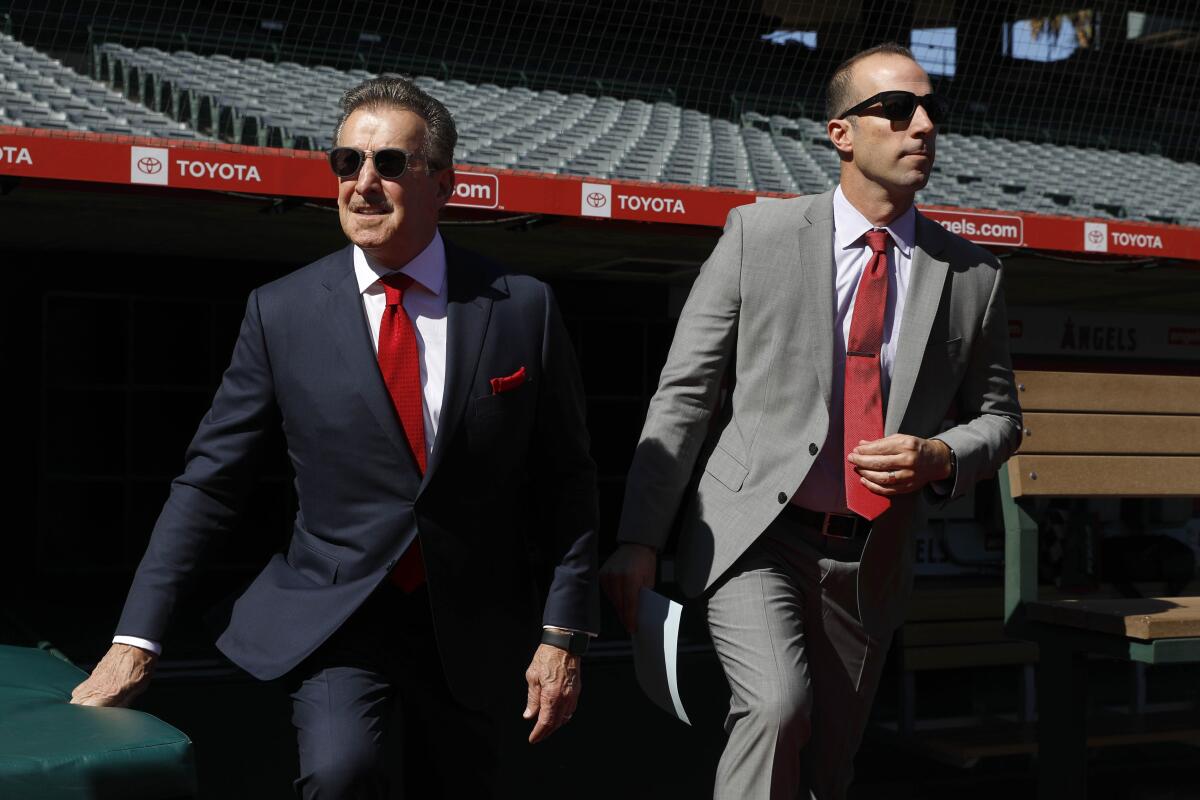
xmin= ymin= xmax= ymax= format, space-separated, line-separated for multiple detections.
xmin=71 ymin=76 xmax=599 ymax=798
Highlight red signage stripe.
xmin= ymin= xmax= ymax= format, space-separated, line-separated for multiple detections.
xmin=2 ymin=126 xmax=1198 ymax=262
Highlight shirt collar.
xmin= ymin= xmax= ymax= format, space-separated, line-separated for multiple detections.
xmin=353 ymin=231 xmax=447 ymax=297
xmin=832 ymin=185 xmax=915 ymax=258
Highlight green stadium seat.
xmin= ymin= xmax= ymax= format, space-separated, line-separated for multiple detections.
xmin=0 ymin=644 xmax=197 ymax=800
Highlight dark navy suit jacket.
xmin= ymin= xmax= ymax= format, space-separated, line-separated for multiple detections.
xmin=116 ymin=242 xmax=600 ymax=710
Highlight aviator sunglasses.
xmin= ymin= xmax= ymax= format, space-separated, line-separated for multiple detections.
xmin=837 ymin=91 xmax=949 ymax=125
xmin=327 ymin=147 xmax=424 ymax=180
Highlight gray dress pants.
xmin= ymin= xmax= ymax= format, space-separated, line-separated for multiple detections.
xmin=706 ymin=507 xmax=892 ymax=800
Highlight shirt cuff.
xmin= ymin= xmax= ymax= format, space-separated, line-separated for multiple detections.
xmin=543 ymin=625 xmax=598 ymax=638
xmin=928 ymin=439 xmax=957 ymax=496
xmin=113 ymin=635 xmax=163 ymax=656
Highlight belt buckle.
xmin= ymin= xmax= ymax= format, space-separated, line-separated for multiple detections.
xmin=820 ymin=513 xmax=857 ymax=540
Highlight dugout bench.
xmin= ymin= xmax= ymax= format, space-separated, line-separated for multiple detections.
xmin=889 ymin=582 xmax=1039 ymax=766
xmin=1001 ymin=370 xmax=1200 ymax=799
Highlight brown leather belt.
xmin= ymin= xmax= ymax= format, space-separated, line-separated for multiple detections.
xmin=787 ymin=506 xmax=870 ymax=539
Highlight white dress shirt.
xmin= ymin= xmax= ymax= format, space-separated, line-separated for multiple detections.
xmin=790 ymin=186 xmax=915 ymax=515
xmin=356 ymin=233 xmax=449 ymax=452
xmin=115 ymin=235 xmax=451 ymax=657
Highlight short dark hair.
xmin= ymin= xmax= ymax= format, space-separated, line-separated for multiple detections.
xmin=825 ymin=42 xmax=918 ymax=121
xmin=334 ymin=76 xmax=457 ymax=171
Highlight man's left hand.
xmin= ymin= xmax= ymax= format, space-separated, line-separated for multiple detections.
xmin=848 ymin=435 xmax=952 ymax=496
xmin=523 ymin=643 xmax=581 ymax=744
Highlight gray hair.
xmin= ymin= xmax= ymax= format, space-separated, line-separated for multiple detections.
xmin=334 ymin=75 xmax=457 ymax=171
xmin=825 ymin=42 xmax=918 ymax=122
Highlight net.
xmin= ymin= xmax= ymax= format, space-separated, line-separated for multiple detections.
xmin=3 ymin=0 xmax=1198 ymax=162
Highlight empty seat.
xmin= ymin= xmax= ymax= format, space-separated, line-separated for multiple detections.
xmin=2 ymin=31 xmax=1196 ymax=222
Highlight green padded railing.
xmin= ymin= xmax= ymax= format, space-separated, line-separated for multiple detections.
xmin=0 ymin=644 xmax=197 ymax=799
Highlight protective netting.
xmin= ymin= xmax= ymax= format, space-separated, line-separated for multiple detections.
xmin=3 ymin=1 xmax=1198 ymax=161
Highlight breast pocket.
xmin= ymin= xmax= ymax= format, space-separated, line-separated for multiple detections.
xmin=945 ymin=336 xmax=969 ymax=379
xmin=466 ymin=380 xmax=537 ymax=460
xmin=471 ymin=378 xmax=535 ymax=419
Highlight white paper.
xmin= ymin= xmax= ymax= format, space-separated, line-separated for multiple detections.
xmin=632 ymin=587 xmax=691 ymax=725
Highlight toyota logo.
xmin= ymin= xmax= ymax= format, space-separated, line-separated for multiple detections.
xmin=586 ymin=191 xmax=607 ymax=208
xmin=1087 ymin=228 xmax=1104 ymax=244
xmin=137 ymin=156 xmax=163 ymax=175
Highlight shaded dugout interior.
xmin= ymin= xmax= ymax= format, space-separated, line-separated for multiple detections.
xmin=2 ymin=179 xmax=1199 ymax=797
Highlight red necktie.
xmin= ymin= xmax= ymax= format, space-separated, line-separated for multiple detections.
xmin=844 ymin=230 xmax=892 ymax=521
xmin=377 ymin=273 xmax=427 ymax=591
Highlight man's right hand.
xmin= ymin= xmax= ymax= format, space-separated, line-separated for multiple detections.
xmin=70 ymin=643 xmax=157 ymax=707
xmin=599 ymin=543 xmax=657 ymax=633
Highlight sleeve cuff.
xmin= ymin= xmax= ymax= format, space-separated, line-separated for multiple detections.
xmin=929 ymin=436 xmax=962 ymax=498
xmin=543 ymin=625 xmax=598 ymax=638
xmin=113 ymin=635 xmax=163 ymax=656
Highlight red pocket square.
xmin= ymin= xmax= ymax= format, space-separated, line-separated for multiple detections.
xmin=490 ymin=366 xmax=527 ymax=395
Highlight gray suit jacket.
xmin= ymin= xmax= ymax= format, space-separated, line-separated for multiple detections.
xmin=617 ymin=190 xmax=1022 ymax=635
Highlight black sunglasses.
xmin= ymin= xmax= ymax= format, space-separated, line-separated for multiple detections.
xmin=837 ymin=91 xmax=949 ymax=125
xmin=327 ymin=147 xmax=424 ymax=180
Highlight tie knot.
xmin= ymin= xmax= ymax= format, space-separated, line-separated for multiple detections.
xmin=865 ymin=229 xmax=890 ymax=255
xmin=380 ymin=272 xmax=414 ymax=306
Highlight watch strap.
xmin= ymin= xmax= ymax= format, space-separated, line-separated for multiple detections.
xmin=541 ymin=628 xmax=588 ymax=656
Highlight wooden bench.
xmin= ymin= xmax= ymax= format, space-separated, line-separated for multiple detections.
xmin=885 ymin=583 xmax=1039 ymax=766
xmin=1000 ymin=370 xmax=1200 ymax=799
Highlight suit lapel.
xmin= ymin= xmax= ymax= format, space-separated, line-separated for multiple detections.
xmin=796 ymin=192 xmax=837 ymax=409
xmin=884 ymin=213 xmax=950 ymax=434
xmin=321 ymin=246 xmax=414 ymax=464
xmin=421 ymin=244 xmax=499 ymax=490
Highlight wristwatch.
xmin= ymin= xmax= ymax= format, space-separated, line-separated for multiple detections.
xmin=541 ymin=627 xmax=589 ymax=656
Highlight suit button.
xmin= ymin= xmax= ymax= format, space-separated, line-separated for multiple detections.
xmin=809 ymin=443 xmax=818 ymax=456
xmin=386 ymin=559 xmax=397 ymax=571
xmin=777 ymin=492 xmax=787 ymax=504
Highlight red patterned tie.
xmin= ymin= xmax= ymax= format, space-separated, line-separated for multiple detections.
xmin=844 ymin=230 xmax=892 ymax=520
xmin=378 ymin=273 xmax=427 ymax=591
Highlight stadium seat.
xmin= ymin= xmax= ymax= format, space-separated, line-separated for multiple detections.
xmin=0 ymin=34 xmax=205 ymax=140
xmin=5 ymin=32 xmax=1198 ymax=225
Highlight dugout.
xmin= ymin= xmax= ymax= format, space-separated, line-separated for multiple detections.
xmin=3 ymin=1 xmax=1200 ymax=794
xmin=3 ymin=163 xmax=1200 ymax=800
xmin=3 ymin=167 xmax=1198 ymax=683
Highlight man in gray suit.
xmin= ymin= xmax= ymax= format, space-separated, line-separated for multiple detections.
xmin=601 ymin=43 xmax=1021 ymax=799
